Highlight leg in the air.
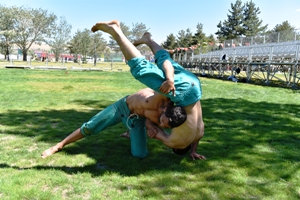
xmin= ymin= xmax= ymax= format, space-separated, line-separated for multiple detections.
xmin=91 ymin=20 xmax=142 ymax=61
xmin=133 ymin=32 xmax=164 ymax=55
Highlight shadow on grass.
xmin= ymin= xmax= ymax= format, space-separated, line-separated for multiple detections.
xmin=0 ymin=98 xmax=203 ymax=175
xmin=0 ymin=97 xmax=299 ymax=198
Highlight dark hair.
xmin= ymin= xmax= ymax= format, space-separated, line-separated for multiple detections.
xmin=165 ymin=106 xmax=187 ymax=128
xmin=172 ymin=145 xmax=191 ymax=155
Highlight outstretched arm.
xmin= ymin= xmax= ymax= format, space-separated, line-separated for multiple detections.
xmin=41 ymin=128 xmax=84 ymax=158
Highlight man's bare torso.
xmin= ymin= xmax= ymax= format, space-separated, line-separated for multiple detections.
xmin=126 ymin=88 xmax=171 ymax=124
xmin=127 ymin=88 xmax=203 ymax=149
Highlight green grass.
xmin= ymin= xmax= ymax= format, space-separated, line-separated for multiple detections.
xmin=0 ymin=68 xmax=299 ymax=200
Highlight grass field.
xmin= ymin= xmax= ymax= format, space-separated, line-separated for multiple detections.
xmin=0 ymin=66 xmax=299 ymax=200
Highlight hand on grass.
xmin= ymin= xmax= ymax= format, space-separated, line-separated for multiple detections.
xmin=190 ymin=152 xmax=206 ymax=160
xmin=41 ymin=143 xmax=62 ymax=159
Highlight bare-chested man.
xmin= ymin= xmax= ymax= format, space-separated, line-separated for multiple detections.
xmin=91 ymin=20 xmax=206 ymax=160
xmin=41 ymin=88 xmax=186 ymax=159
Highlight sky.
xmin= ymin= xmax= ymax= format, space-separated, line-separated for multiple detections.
xmin=1 ymin=0 xmax=300 ymax=43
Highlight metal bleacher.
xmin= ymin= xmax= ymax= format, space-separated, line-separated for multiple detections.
xmin=176 ymin=31 xmax=300 ymax=89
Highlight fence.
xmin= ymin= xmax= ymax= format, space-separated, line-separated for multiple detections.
xmin=173 ymin=29 xmax=300 ymax=89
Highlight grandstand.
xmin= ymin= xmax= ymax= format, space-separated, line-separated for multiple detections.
xmin=176 ymin=29 xmax=300 ymax=89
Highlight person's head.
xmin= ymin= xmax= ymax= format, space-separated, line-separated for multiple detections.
xmin=158 ymin=106 xmax=187 ymax=129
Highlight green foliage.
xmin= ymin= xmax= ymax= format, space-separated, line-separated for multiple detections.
xmin=130 ymin=22 xmax=150 ymax=54
xmin=243 ymin=1 xmax=268 ymax=36
xmin=1 ymin=3 xmax=299 ymax=63
xmin=70 ymin=29 xmax=93 ymax=60
xmin=129 ymin=22 xmax=149 ymax=42
xmin=0 ymin=5 xmax=18 ymax=59
xmin=0 ymin=69 xmax=299 ymax=199
xmin=47 ymin=16 xmax=72 ymax=62
xmin=272 ymin=20 xmax=296 ymax=32
xmin=162 ymin=33 xmax=177 ymax=50
xmin=163 ymin=25 xmax=208 ymax=51
xmin=192 ymin=23 xmax=206 ymax=45
xmin=216 ymin=0 xmax=244 ymax=40
xmin=12 ymin=6 xmax=57 ymax=61
xmin=216 ymin=0 xmax=267 ymax=41
xmin=265 ymin=21 xmax=297 ymax=43
xmin=177 ymin=28 xmax=194 ymax=47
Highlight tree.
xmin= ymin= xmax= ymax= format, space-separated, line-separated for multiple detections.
xmin=191 ymin=23 xmax=207 ymax=54
xmin=0 ymin=5 xmax=17 ymax=60
xmin=215 ymin=0 xmax=245 ymax=41
xmin=192 ymin=23 xmax=206 ymax=45
xmin=271 ymin=21 xmax=296 ymax=42
xmin=176 ymin=28 xmax=193 ymax=47
xmin=68 ymin=29 xmax=106 ymax=63
xmin=162 ymin=33 xmax=177 ymax=50
xmin=12 ymin=6 xmax=57 ymax=61
xmin=70 ymin=29 xmax=92 ymax=62
xmin=272 ymin=21 xmax=295 ymax=32
xmin=47 ymin=16 xmax=72 ymax=62
xmin=107 ymin=22 xmax=149 ymax=57
xmin=130 ymin=22 xmax=150 ymax=54
xmin=90 ymin=32 xmax=107 ymax=62
xmin=215 ymin=21 xmax=226 ymax=42
xmin=243 ymin=0 xmax=267 ymax=37
xmin=130 ymin=22 xmax=149 ymax=42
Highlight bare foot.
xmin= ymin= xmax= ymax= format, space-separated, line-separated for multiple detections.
xmin=41 ymin=143 xmax=62 ymax=159
xmin=133 ymin=32 xmax=152 ymax=46
xmin=120 ymin=131 xmax=130 ymax=139
xmin=91 ymin=20 xmax=120 ymax=35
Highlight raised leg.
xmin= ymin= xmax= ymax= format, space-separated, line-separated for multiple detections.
xmin=91 ymin=20 xmax=142 ymax=61
xmin=133 ymin=32 xmax=164 ymax=55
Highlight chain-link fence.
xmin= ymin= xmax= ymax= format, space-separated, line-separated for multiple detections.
xmin=221 ymin=29 xmax=300 ymax=48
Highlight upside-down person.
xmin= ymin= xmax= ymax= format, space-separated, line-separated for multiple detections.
xmin=91 ymin=20 xmax=206 ymax=160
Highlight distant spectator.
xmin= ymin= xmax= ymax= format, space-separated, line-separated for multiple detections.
xmin=221 ymin=54 xmax=228 ymax=61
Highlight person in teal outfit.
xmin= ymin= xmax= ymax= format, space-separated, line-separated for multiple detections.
xmin=41 ymin=88 xmax=187 ymax=159
xmin=127 ymin=45 xmax=202 ymax=107
xmin=91 ymin=20 xmax=206 ymax=160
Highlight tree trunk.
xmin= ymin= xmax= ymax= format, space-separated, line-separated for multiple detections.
xmin=6 ymin=47 xmax=10 ymax=61
xmin=22 ymin=51 xmax=28 ymax=61
xmin=55 ymin=54 xmax=59 ymax=62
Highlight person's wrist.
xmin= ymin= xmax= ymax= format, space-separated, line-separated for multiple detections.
xmin=165 ymin=78 xmax=174 ymax=83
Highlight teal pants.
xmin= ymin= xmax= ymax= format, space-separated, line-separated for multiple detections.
xmin=80 ymin=96 xmax=148 ymax=158
xmin=127 ymin=50 xmax=202 ymax=106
